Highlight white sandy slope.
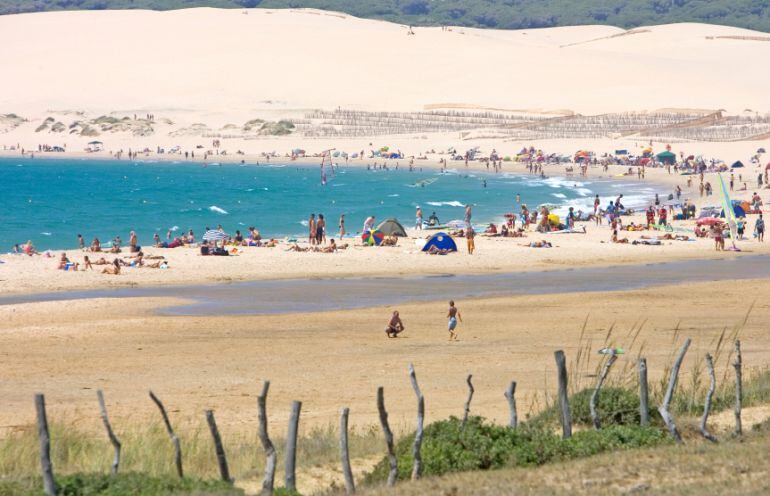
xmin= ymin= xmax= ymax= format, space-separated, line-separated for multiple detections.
xmin=1 ymin=8 xmax=770 ymax=120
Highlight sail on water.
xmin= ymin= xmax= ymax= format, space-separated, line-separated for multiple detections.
xmin=718 ymin=173 xmax=740 ymax=251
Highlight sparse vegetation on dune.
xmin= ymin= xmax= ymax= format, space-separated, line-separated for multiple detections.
xmin=1 ymin=1 xmax=770 ymax=34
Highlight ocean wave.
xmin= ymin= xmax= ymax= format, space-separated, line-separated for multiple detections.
xmin=551 ymin=193 xmax=567 ymax=199
xmin=209 ymin=205 xmax=229 ymax=215
xmin=426 ymin=201 xmax=464 ymax=207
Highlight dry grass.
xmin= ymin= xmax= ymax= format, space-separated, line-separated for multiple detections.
xmin=0 ymin=419 xmax=384 ymax=485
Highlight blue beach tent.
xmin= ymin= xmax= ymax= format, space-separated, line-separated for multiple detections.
xmin=422 ymin=233 xmax=458 ymax=252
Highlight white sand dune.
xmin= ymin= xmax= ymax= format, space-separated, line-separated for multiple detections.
xmin=1 ymin=8 xmax=769 ymax=119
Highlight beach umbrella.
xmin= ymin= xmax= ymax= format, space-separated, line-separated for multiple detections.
xmin=696 ymin=218 xmax=724 ymax=227
xmin=203 ymin=229 xmax=229 ymax=242
xmin=88 ymin=141 xmax=103 ymax=145
xmin=361 ymin=230 xmax=384 ymax=246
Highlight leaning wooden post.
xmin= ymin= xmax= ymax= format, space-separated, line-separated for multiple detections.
xmin=96 ymin=390 xmax=122 ymax=475
xmin=658 ymin=338 xmax=691 ymax=443
xmin=461 ymin=374 xmax=474 ymax=428
xmin=638 ymin=358 xmax=650 ymax=426
xmin=408 ymin=363 xmax=425 ymax=481
xmin=339 ymin=408 xmax=356 ymax=494
xmin=700 ymin=354 xmax=718 ymax=442
xmin=285 ymin=400 xmax=302 ymax=492
xmin=35 ymin=394 xmax=56 ymax=496
xmin=734 ymin=340 xmax=743 ymax=436
xmin=205 ymin=410 xmax=232 ymax=483
xmin=590 ymin=351 xmax=618 ymax=430
xmin=504 ymin=381 xmax=518 ymax=428
xmin=554 ymin=350 xmax=572 ymax=439
xmin=257 ymin=381 xmax=276 ymax=496
xmin=376 ymin=387 xmax=398 ymax=486
xmin=148 ymin=390 xmax=183 ymax=478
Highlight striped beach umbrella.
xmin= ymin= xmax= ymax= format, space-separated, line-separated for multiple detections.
xmin=202 ymin=229 xmax=229 ymax=242
xmin=361 ymin=230 xmax=385 ymax=246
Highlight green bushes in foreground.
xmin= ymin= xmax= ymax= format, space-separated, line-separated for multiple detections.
xmin=0 ymin=472 xmax=244 ymax=496
xmin=529 ymin=387 xmax=655 ymax=428
xmin=364 ymin=415 xmax=669 ymax=483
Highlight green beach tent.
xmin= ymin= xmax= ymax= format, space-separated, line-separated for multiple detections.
xmin=656 ymin=150 xmax=676 ymax=165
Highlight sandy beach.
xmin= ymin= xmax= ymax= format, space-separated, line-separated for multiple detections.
xmin=2 ymin=7 xmax=770 ymax=494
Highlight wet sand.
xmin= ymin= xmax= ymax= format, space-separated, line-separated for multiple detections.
xmin=3 ymin=254 xmax=770 ymax=315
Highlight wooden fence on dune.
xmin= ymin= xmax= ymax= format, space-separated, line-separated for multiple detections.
xmin=31 ymin=338 xmax=746 ymax=495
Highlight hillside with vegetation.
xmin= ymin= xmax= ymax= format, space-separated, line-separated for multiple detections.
xmin=2 ymin=0 xmax=770 ymax=33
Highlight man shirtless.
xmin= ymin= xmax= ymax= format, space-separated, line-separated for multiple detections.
xmin=385 ymin=311 xmax=405 ymax=338
xmin=447 ymin=300 xmax=463 ymax=341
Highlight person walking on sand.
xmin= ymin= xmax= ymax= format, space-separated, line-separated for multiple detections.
xmin=415 ymin=206 xmax=423 ymax=230
xmin=466 ymin=224 xmax=475 ymax=254
xmin=757 ymin=214 xmax=765 ymax=242
xmin=385 ymin=311 xmax=405 ymax=338
xmin=447 ymin=300 xmax=462 ymax=341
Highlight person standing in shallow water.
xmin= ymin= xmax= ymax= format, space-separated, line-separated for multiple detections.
xmin=447 ymin=300 xmax=463 ymax=341
xmin=338 ymin=214 xmax=346 ymax=239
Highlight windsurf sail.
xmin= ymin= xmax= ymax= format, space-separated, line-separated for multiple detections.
xmin=718 ymin=173 xmax=739 ymax=249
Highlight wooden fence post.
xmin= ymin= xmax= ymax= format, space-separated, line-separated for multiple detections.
xmin=285 ymin=400 xmax=302 ymax=492
xmin=462 ymin=374 xmax=474 ymax=428
xmin=35 ymin=394 xmax=56 ymax=496
xmin=376 ymin=387 xmax=398 ymax=487
xmin=700 ymin=354 xmax=718 ymax=442
xmin=205 ymin=410 xmax=232 ymax=483
xmin=504 ymin=381 xmax=518 ymax=428
xmin=658 ymin=338 xmax=691 ymax=443
xmin=554 ymin=350 xmax=572 ymax=439
xmin=638 ymin=358 xmax=650 ymax=427
xmin=96 ymin=390 xmax=122 ymax=475
xmin=257 ymin=381 xmax=276 ymax=496
xmin=590 ymin=351 xmax=618 ymax=430
xmin=408 ymin=363 xmax=425 ymax=481
xmin=734 ymin=340 xmax=743 ymax=436
xmin=339 ymin=408 xmax=355 ymax=494
xmin=148 ymin=391 xmax=183 ymax=478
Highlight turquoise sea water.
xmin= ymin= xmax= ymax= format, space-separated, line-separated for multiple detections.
xmin=1 ymin=158 xmax=656 ymax=251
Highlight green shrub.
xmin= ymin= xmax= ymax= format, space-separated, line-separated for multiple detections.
xmin=0 ymin=472 xmax=243 ymax=496
xmin=364 ymin=416 xmax=669 ymax=484
xmin=530 ymin=387 xmax=653 ymax=428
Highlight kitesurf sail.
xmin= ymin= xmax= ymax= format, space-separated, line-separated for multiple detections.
xmin=718 ymin=173 xmax=739 ymax=250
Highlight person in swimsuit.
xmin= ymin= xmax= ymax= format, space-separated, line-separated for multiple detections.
xmin=308 ymin=214 xmax=316 ymax=245
xmin=385 ymin=310 xmax=405 ymax=338
xmin=339 ymin=214 xmax=346 ymax=239
xmin=447 ymin=300 xmax=462 ymax=341
xmin=415 ymin=206 xmax=423 ymax=230
xmin=317 ymin=214 xmax=326 ymax=244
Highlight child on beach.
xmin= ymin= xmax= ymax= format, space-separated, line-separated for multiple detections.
xmin=447 ymin=300 xmax=462 ymax=341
